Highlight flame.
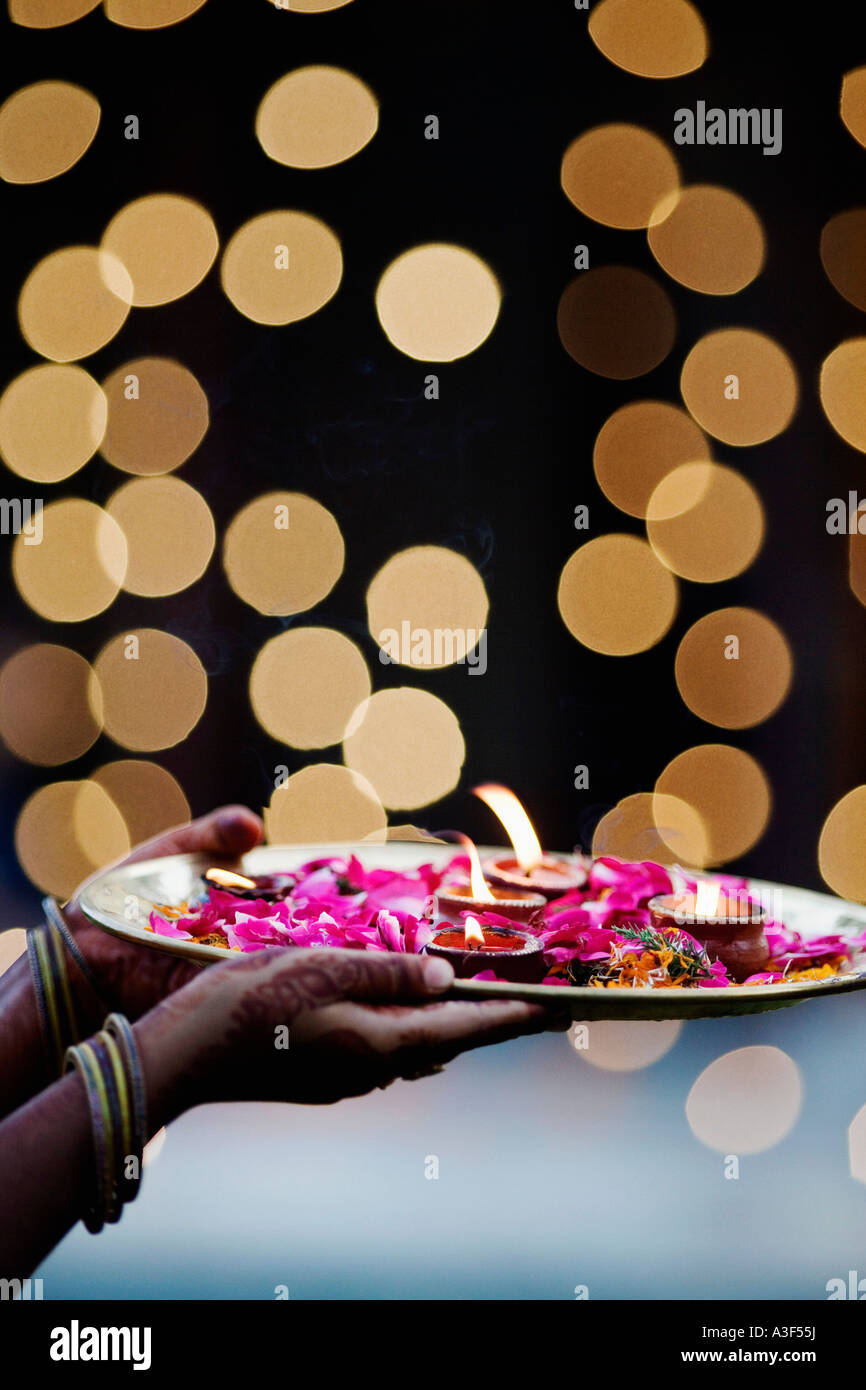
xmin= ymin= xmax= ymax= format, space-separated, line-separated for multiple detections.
xmin=472 ymin=783 xmax=543 ymax=873
xmin=437 ymin=830 xmax=495 ymax=902
xmin=464 ymin=915 xmax=486 ymax=949
xmin=694 ymin=878 xmax=720 ymax=918
xmin=205 ymin=867 xmax=258 ymax=891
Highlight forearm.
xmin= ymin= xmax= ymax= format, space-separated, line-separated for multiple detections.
xmin=0 ymin=1007 xmax=197 ymax=1278
xmin=0 ymin=952 xmax=103 ymax=1121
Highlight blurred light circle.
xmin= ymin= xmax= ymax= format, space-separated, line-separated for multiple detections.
xmin=820 ymin=210 xmax=866 ymax=312
xmin=675 ymin=608 xmax=792 ymax=729
xmin=818 ymin=787 xmax=866 ymax=901
xmin=15 ymin=779 xmax=130 ymax=898
xmin=223 ymin=491 xmax=344 ymax=615
xmin=558 ymin=267 xmax=676 ymax=379
xmin=366 ymin=546 xmax=488 ymax=669
xmin=375 ymin=244 xmax=501 ymax=362
xmin=593 ymin=400 xmax=711 ymax=519
xmin=680 ymin=328 xmax=798 ymax=445
xmin=221 ymin=210 xmax=342 ymax=325
xmin=648 ymin=185 xmax=765 ymax=295
xmin=13 ymin=499 xmax=127 ymax=622
xmin=0 ymin=80 xmax=99 ymax=183
xmin=106 ymin=0 xmax=208 ymax=25
xmin=560 ymin=124 xmax=680 ymax=229
xmin=0 ymin=930 xmax=27 ymax=975
xmin=266 ymin=764 xmax=385 ymax=842
xmin=820 ymin=340 xmax=866 ymax=454
xmin=655 ymin=743 xmax=771 ymax=866
xmin=250 ymin=628 xmax=371 ymax=750
xmin=558 ymin=534 xmax=678 ymax=656
xmin=343 ymin=688 xmax=465 ymax=810
xmin=100 ymin=357 xmax=209 ymax=476
xmin=93 ymin=629 xmax=207 ymax=752
xmin=850 ymin=529 xmax=866 ymax=608
xmin=107 ymin=476 xmax=215 ymax=597
xmin=588 ymin=0 xmax=708 ymax=78
xmin=0 ymin=364 xmax=106 ymax=483
xmin=10 ymin=0 xmax=100 ymax=25
xmin=841 ymin=68 xmax=866 ymax=149
xmin=91 ymin=760 xmax=191 ymax=844
xmin=102 ymin=195 xmax=218 ymax=307
xmin=266 ymin=0 xmax=354 ymax=8
xmin=591 ymin=791 xmax=709 ymax=867
xmin=686 ymin=1047 xmax=802 ymax=1154
xmin=571 ymin=1019 xmax=682 ymax=1071
xmin=646 ymin=462 xmax=764 ymax=582
xmin=18 ymin=246 xmax=132 ymax=361
xmin=0 ymin=644 xmax=102 ymax=765
xmin=256 ymin=66 xmax=378 ymax=169
xmin=848 ymin=1103 xmax=866 ymax=1184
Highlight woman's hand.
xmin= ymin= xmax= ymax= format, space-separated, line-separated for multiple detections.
xmin=65 ymin=805 xmax=264 ymax=1024
xmin=135 ymin=947 xmax=566 ymax=1118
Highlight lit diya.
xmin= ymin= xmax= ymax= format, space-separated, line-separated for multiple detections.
xmin=648 ymin=879 xmax=769 ymax=983
xmin=473 ymin=783 xmax=588 ymax=898
xmin=203 ymin=867 xmax=296 ymax=902
xmin=433 ymin=833 xmax=546 ymax=925
xmin=426 ymin=914 xmax=546 ymax=983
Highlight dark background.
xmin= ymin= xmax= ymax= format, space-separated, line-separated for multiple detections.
xmin=2 ymin=0 xmax=865 ymax=926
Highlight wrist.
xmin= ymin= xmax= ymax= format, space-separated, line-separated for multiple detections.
xmin=132 ymin=973 xmax=231 ymax=1127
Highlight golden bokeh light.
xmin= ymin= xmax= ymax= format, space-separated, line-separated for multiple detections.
xmin=343 ymin=688 xmax=465 ymax=810
xmin=106 ymin=476 xmax=215 ymax=597
xmin=818 ymin=787 xmax=866 ymax=901
xmin=848 ymin=1103 xmax=866 ymax=1185
xmin=680 ymin=328 xmax=798 ymax=445
xmin=15 ymin=779 xmax=130 ymax=898
xmin=646 ymin=462 xmax=764 ymax=582
xmin=0 ymin=80 xmax=99 ymax=184
xmin=675 ymin=608 xmax=793 ymax=729
xmin=223 ymin=491 xmax=344 ymax=615
xmin=0 ymin=644 xmax=102 ymax=766
xmin=593 ymin=400 xmax=711 ymax=519
xmin=10 ymin=0 xmax=100 ymax=25
xmin=105 ymin=0 xmax=208 ymax=26
xmin=841 ymin=67 xmax=866 ymax=150
xmin=819 ymin=340 xmax=866 ymax=454
xmin=221 ymin=210 xmax=342 ymax=325
xmin=0 ymin=930 xmax=27 ymax=976
xmin=591 ymin=791 xmax=709 ymax=867
xmin=560 ymin=124 xmax=680 ymax=229
xmin=0 ymin=364 xmax=106 ymax=483
xmin=256 ymin=66 xmax=378 ymax=169
xmin=250 ymin=628 xmax=371 ymax=749
xmin=102 ymin=195 xmax=218 ymax=307
xmin=375 ymin=244 xmax=501 ymax=362
xmin=100 ymin=357 xmax=209 ymax=476
xmin=588 ymin=0 xmax=708 ymax=79
xmin=265 ymin=764 xmax=385 ymax=843
xmin=819 ymin=210 xmax=866 ymax=312
xmin=686 ymin=1047 xmax=802 ymax=1154
xmin=557 ymin=534 xmax=678 ymax=656
xmin=571 ymin=1018 xmax=682 ymax=1071
xmin=13 ymin=499 xmax=127 ymax=623
xmin=655 ymin=743 xmax=771 ymax=866
xmin=850 ymin=529 xmax=866 ymax=608
xmin=558 ymin=267 xmax=676 ymax=379
xmin=648 ymin=185 xmax=765 ymax=295
xmin=18 ymin=246 xmax=132 ymax=361
xmin=267 ymin=0 xmax=354 ymax=7
xmin=93 ymin=629 xmax=207 ymax=752
xmin=366 ymin=546 xmax=488 ymax=669
xmin=91 ymin=760 xmax=191 ymax=845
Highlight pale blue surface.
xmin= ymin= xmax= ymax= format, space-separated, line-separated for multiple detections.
xmin=37 ymin=989 xmax=866 ymax=1300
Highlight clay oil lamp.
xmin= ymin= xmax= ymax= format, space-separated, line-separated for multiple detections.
xmin=433 ymin=833 xmax=546 ymax=926
xmin=473 ymin=783 xmax=588 ymax=900
xmin=203 ymin=867 xmax=296 ymax=903
xmin=648 ymin=878 xmax=769 ymax=983
xmin=426 ymin=914 xmax=546 ymax=984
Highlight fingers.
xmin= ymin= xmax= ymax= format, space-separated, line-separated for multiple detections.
xmin=219 ymin=946 xmax=456 ymax=1014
